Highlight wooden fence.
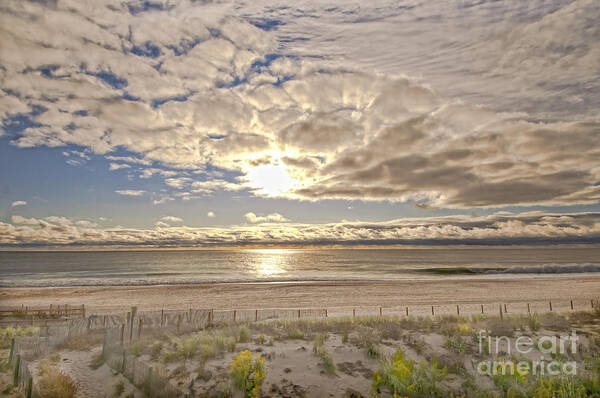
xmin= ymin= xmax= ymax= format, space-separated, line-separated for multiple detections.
xmin=0 ymin=304 xmax=85 ymax=318
xmin=4 ymin=297 xmax=598 ymax=397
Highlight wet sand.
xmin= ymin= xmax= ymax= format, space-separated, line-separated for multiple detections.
xmin=1 ymin=276 xmax=599 ymax=314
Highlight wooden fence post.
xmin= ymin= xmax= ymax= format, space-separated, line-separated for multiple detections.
xmin=570 ymin=300 xmax=574 ymax=311
xmin=481 ymin=304 xmax=484 ymax=314
xmin=103 ymin=315 xmax=107 ymax=327
xmin=234 ymin=310 xmax=237 ymax=322
xmin=26 ymin=376 xmax=32 ymax=398
xmin=431 ymin=306 xmax=434 ymax=316
xmin=138 ymin=319 xmax=142 ymax=339
xmin=499 ymin=304 xmax=503 ymax=320
xmin=406 ymin=307 xmax=409 ymax=316
xmin=13 ymin=354 xmax=20 ymax=386
xmin=297 ymin=309 xmax=300 ymax=319
xmin=527 ymin=303 xmax=531 ymax=314
xmin=147 ymin=367 xmax=153 ymax=398
xmin=353 ymin=308 xmax=356 ymax=319
xmin=504 ymin=304 xmax=508 ymax=313
xmin=81 ymin=304 xmax=85 ymax=318
xmin=87 ymin=317 xmax=92 ymax=332
xmin=9 ymin=338 xmax=15 ymax=362
xmin=379 ymin=307 xmax=382 ymax=317
xmin=129 ymin=319 xmax=134 ymax=343
xmin=160 ymin=309 xmax=164 ymax=327
xmin=209 ymin=309 xmax=214 ymax=325
xmin=129 ymin=306 xmax=137 ymax=342
xmin=188 ymin=308 xmax=192 ymax=324
xmin=121 ymin=350 xmax=126 ymax=373
xmin=549 ymin=301 xmax=553 ymax=312
xmin=456 ymin=305 xmax=460 ymax=315
xmin=102 ymin=331 xmax=107 ymax=359
xmin=120 ymin=324 xmax=125 ymax=347
xmin=325 ymin=309 xmax=328 ymax=318
xmin=255 ymin=309 xmax=258 ymax=322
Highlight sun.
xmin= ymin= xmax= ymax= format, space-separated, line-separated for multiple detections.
xmin=244 ymin=163 xmax=295 ymax=196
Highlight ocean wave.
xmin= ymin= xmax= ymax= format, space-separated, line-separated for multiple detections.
xmin=485 ymin=264 xmax=600 ymax=274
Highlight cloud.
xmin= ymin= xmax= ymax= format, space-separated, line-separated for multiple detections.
xmin=0 ymin=0 xmax=598 ymax=211
xmin=11 ymin=215 xmax=38 ymax=225
xmin=115 ymin=190 xmax=146 ymax=196
xmin=109 ymin=163 xmax=131 ymax=171
xmin=11 ymin=201 xmax=26 ymax=207
xmin=165 ymin=178 xmax=192 ymax=190
xmin=105 ymin=156 xmax=152 ymax=166
xmin=1 ymin=211 xmax=599 ymax=248
xmin=207 ymin=211 xmax=215 ymax=218
xmin=245 ymin=212 xmax=289 ymax=223
xmin=161 ymin=216 xmax=183 ymax=223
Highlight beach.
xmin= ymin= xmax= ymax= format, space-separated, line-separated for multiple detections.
xmin=2 ymin=276 xmax=599 ymax=314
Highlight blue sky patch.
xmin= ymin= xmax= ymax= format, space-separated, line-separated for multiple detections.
xmin=131 ymin=41 xmax=162 ymax=58
xmin=250 ymin=18 xmax=285 ymax=31
xmin=152 ymin=94 xmax=189 ymax=108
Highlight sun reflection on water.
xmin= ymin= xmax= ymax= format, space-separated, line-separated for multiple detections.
xmin=247 ymin=249 xmax=293 ymax=276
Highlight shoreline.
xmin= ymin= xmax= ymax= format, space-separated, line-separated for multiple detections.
xmin=2 ymin=271 xmax=600 ymax=289
xmin=1 ymin=276 xmax=599 ymax=314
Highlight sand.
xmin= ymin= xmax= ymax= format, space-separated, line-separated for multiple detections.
xmin=1 ymin=276 xmax=599 ymax=314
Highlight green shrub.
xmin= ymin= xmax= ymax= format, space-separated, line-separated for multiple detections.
xmin=415 ymin=340 xmax=426 ymax=355
xmin=113 ymin=378 xmax=125 ymax=397
xmin=129 ymin=342 xmax=144 ymax=358
xmin=198 ymin=343 xmax=217 ymax=360
xmin=255 ymin=335 xmax=266 ymax=345
xmin=229 ymin=350 xmax=266 ymax=398
xmin=444 ymin=335 xmax=469 ymax=354
xmin=287 ymin=328 xmax=304 ymax=339
xmin=239 ymin=327 xmax=251 ymax=343
xmin=528 ymin=376 xmax=598 ymax=397
xmin=372 ymin=348 xmax=447 ymax=398
xmin=150 ymin=342 xmax=162 ymax=360
xmin=313 ymin=334 xmax=326 ymax=354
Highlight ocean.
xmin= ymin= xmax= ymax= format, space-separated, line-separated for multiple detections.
xmin=1 ymin=247 xmax=599 ymax=288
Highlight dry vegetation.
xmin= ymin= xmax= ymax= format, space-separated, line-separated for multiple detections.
xmin=4 ymin=300 xmax=600 ymax=397
xmin=89 ymin=304 xmax=600 ymax=397
xmin=36 ymin=355 xmax=78 ymax=398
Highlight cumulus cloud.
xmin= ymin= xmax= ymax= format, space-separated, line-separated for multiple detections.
xmin=1 ymin=212 xmax=599 ymax=248
xmin=115 ymin=190 xmax=146 ymax=196
xmin=154 ymin=221 xmax=171 ymax=228
xmin=245 ymin=212 xmax=289 ymax=223
xmin=161 ymin=216 xmax=183 ymax=223
xmin=109 ymin=163 xmax=131 ymax=171
xmin=11 ymin=215 xmax=38 ymax=225
xmin=0 ymin=0 xmax=598 ymax=211
xmin=11 ymin=201 xmax=27 ymax=207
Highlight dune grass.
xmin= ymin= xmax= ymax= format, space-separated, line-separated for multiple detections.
xmin=37 ymin=358 xmax=78 ymax=398
xmin=372 ymin=347 xmax=447 ymax=398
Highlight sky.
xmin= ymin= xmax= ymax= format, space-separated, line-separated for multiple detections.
xmin=0 ymin=0 xmax=599 ymax=248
